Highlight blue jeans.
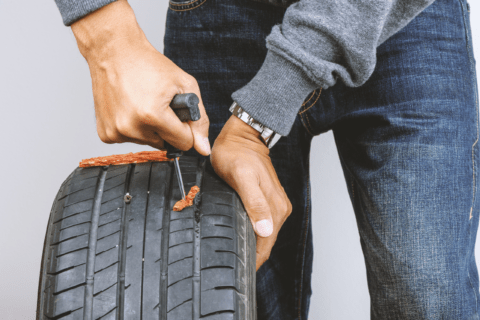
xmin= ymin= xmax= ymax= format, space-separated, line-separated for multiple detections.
xmin=163 ymin=0 xmax=480 ymax=318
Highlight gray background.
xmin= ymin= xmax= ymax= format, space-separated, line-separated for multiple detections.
xmin=0 ymin=0 xmax=478 ymax=318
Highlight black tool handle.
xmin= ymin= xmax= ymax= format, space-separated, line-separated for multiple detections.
xmin=164 ymin=93 xmax=201 ymax=158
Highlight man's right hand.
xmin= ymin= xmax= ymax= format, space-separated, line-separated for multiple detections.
xmin=70 ymin=0 xmax=211 ymax=155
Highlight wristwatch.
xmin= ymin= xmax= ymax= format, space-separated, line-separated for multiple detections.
xmin=229 ymin=101 xmax=282 ymax=149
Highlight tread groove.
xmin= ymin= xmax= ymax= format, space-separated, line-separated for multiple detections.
xmin=168 ymin=255 xmax=193 ymax=266
xmin=199 ymin=310 xmax=235 ymax=319
xmin=193 ymin=157 xmax=206 ymax=320
xmin=213 ymin=224 xmax=234 ymax=229
xmin=167 ymin=298 xmax=193 ymax=314
xmin=47 ymin=263 xmax=86 ymax=276
xmin=168 ymin=275 xmax=194 ymax=288
xmin=59 ymin=221 xmax=91 ymax=231
xmin=116 ymin=164 xmax=135 ymax=320
xmin=140 ymin=163 xmax=153 ymax=320
xmin=55 ymin=246 xmax=88 ymax=258
xmin=97 ymin=217 xmax=121 ymax=228
xmin=96 ymin=307 xmax=116 ymax=319
xmin=169 ymin=241 xmax=194 ymax=249
xmin=53 ymin=209 xmax=90 ymax=224
xmin=83 ymin=167 xmax=108 ymax=320
xmin=215 ymin=250 xmax=245 ymax=266
xmin=50 ymin=233 xmax=89 ymax=246
xmin=96 ymin=245 xmax=118 ymax=256
xmin=53 ymin=282 xmax=87 ymax=296
xmin=201 ymin=236 xmax=233 ymax=240
xmin=101 ymin=195 xmax=123 ymax=205
xmin=97 ymin=230 xmax=120 ymax=241
xmin=200 ymin=266 xmax=234 ymax=271
xmin=99 ymin=207 xmax=122 ymax=217
xmin=94 ymin=261 xmax=118 ymax=274
xmin=93 ymin=282 xmax=117 ymax=297
xmin=160 ymin=162 xmax=174 ymax=319
xmin=44 ymin=307 xmax=83 ymax=320
xmin=169 ymin=228 xmax=194 ymax=235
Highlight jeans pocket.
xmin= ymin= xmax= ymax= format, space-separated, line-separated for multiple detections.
xmin=169 ymin=0 xmax=208 ymax=12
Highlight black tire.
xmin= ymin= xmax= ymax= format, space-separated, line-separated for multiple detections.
xmin=36 ymin=156 xmax=256 ymax=320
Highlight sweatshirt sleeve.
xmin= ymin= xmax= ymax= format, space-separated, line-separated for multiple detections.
xmin=54 ymin=0 xmax=118 ymax=26
xmin=231 ymin=0 xmax=436 ymax=136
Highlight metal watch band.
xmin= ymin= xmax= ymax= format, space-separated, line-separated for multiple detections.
xmin=229 ymin=101 xmax=282 ymax=149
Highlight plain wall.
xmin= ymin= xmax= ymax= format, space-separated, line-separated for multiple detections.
xmin=0 ymin=0 xmax=478 ymax=318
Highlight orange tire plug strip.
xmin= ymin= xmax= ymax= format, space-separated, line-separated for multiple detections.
xmin=173 ymin=185 xmax=200 ymax=211
xmin=79 ymin=150 xmax=173 ymax=167
xmin=79 ymin=150 xmax=200 ymax=211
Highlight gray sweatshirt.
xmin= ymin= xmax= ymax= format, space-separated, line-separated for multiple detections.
xmin=54 ymin=0 xmax=436 ymax=136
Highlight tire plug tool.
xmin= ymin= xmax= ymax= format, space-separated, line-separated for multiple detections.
xmin=164 ymin=93 xmax=201 ymax=200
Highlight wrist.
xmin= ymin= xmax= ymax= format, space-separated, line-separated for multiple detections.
xmin=229 ymin=114 xmax=264 ymax=141
xmin=71 ymin=0 xmax=148 ymax=62
xmin=229 ymin=101 xmax=282 ymax=149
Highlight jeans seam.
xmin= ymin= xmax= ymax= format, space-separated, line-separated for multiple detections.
xmin=299 ymin=88 xmax=322 ymax=114
xmin=169 ymin=0 xmax=207 ymax=11
xmin=298 ymin=88 xmax=321 ymax=136
xmin=459 ymin=0 xmax=479 ymax=221
xmin=304 ymin=112 xmax=314 ymax=135
xmin=301 ymin=89 xmax=317 ymax=107
xmin=299 ymin=112 xmax=314 ymax=137
xmin=459 ymin=0 xmax=479 ymax=315
xmin=297 ymin=169 xmax=311 ymax=320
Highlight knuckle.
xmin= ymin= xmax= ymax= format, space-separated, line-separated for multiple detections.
xmin=282 ymin=199 xmax=293 ymax=217
xmin=248 ymin=200 xmax=270 ymax=215
xmin=116 ymin=122 xmax=130 ymax=137
xmin=97 ymin=126 xmax=112 ymax=144
xmin=98 ymin=132 xmax=111 ymax=144
xmin=105 ymin=128 xmax=121 ymax=143
xmin=137 ymin=109 xmax=155 ymax=125
xmin=183 ymin=75 xmax=198 ymax=88
xmin=198 ymin=116 xmax=210 ymax=128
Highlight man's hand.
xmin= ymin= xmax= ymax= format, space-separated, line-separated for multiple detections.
xmin=210 ymin=115 xmax=292 ymax=271
xmin=70 ymin=0 xmax=211 ymax=155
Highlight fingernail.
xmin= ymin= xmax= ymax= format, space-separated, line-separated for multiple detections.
xmin=202 ymin=137 xmax=211 ymax=155
xmin=255 ymin=219 xmax=273 ymax=237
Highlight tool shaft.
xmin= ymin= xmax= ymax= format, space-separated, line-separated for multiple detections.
xmin=173 ymin=158 xmax=186 ymax=200
xmin=163 ymin=93 xmax=200 ymax=201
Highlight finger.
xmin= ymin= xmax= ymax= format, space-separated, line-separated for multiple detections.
xmin=138 ymin=101 xmax=194 ymax=152
xmin=261 ymin=161 xmax=293 ymax=224
xmin=181 ymin=81 xmax=211 ymax=156
xmin=119 ymin=127 xmax=166 ymax=150
xmin=234 ymin=169 xmax=274 ymax=238
xmin=254 ymin=188 xmax=288 ymax=271
xmin=256 ymin=234 xmax=277 ymax=271
xmin=98 ymin=127 xmax=149 ymax=146
xmin=156 ymin=105 xmax=194 ymax=151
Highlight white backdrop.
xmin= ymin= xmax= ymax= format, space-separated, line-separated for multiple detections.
xmin=0 ymin=1 xmax=478 ymax=318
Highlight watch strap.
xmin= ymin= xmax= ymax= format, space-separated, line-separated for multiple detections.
xmin=229 ymin=101 xmax=282 ymax=149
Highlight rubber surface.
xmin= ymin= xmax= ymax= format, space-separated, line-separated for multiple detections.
xmin=36 ymin=156 xmax=256 ymax=320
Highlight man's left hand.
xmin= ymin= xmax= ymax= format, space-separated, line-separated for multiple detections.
xmin=210 ymin=114 xmax=292 ymax=271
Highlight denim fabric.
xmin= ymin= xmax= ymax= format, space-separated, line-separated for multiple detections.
xmin=163 ymin=0 xmax=479 ymax=318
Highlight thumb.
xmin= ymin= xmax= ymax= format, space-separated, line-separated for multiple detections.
xmin=235 ymin=174 xmax=274 ymax=238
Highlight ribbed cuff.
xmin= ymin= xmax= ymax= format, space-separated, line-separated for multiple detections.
xmin=231 ymin=50 xmax=319 ymax=137
xmin=54 ymin=0 xmax=118 ymax=26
